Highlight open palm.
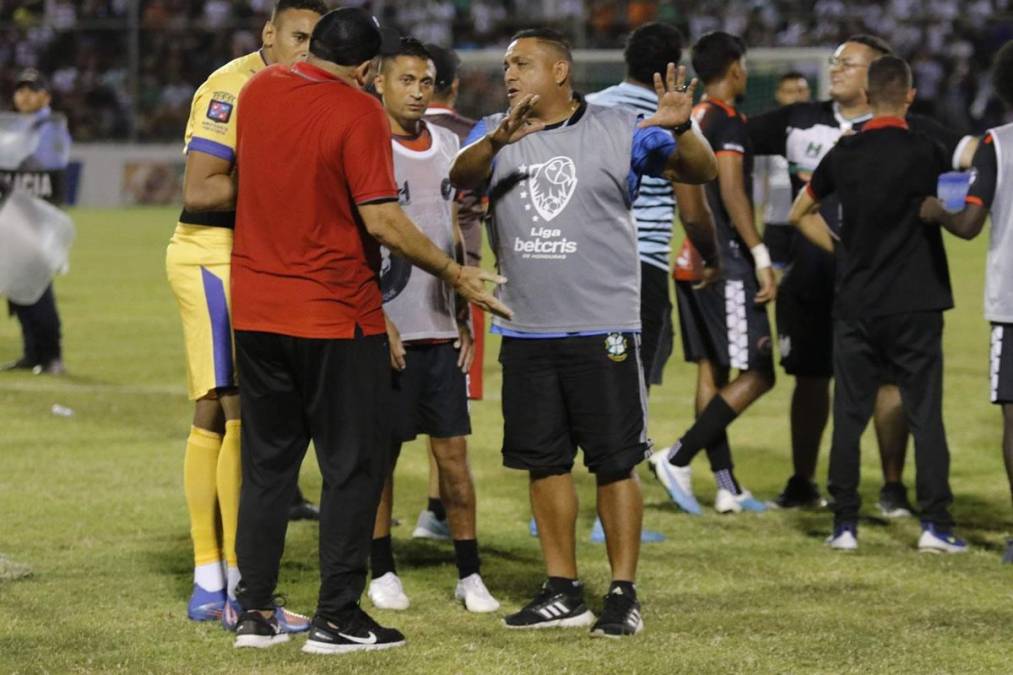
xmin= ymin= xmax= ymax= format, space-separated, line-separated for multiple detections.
xmin=638 ymin=63 xmax=698 ymax=130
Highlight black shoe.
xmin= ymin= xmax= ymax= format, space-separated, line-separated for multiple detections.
xmin=234 ymin=610 xmax=291 ymax=649
xmin=289 ymin=498 xmax=320 ymax=521
xmin=590 ymin=587 xmax=644 ymax=638
xmin=33 ymin=358 xmax=65 ymax=376
xmin=1002 ymin=539 xmax=1013 ymax=565
xmin=877 ymin=482 xmax=916 ymax=518
xmin=302 ymin=608 xmax=405 ymax=654
xmin=769 ymin=476 xmax=825 ymax=509
xmin=1 ymin=357 xmax=35 ymax=372
xmin=503 ymin=581 xmax=595 ymax=630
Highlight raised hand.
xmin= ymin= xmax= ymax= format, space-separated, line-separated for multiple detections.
xmin=488 ymin=93 xmax=546 ymax=147
xmin=638 ymin=63 xmax=698 ymax=130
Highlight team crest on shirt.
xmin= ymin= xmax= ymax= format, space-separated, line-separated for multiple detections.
xmin=605 ymin=333 xmax=629 ymax=362
xmin=520 ymin=156 xmax=577 ymax=222
xmin=207 ymin=99 xmax=233 ymax=124
xmin=380 ymin=246 xmax=412 ymax=302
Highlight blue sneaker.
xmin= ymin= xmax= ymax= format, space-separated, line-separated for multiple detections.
xmin=825 ymin=523 xmax=858 ymax=551
xmin=588 ymin=517 xmax=666 ymax=543
xmin=647 ymin=448 xmax=702 ymax=515
xmin=187 ymin=584 xmax=226 ymax=622
xmin=224 ymin=596 xmax=310 ymax=633
xmin=529 ymin=517 xmax=538 ymax=538
xmin=918 ymin=522 xmax=968 ymax=554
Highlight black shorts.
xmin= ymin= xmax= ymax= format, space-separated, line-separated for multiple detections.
xmin=390 ymin=342 xmax=471 ymax=442
xmin=991 ymin=323 xmax=1013 ymax=404
xmin=499 ymin=334 xmax=649 ymax=476
xmin=674 ymin=277 xmax=773 ymax=372
xmin=640 ymin=262 xmax=674 ymax=386
xmin=776 ymin=288 xmax=834 ymax=378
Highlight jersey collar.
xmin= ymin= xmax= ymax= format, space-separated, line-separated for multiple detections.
xmin=832 ymin=101 xmax=873 ymax=131
xmin=291 ymin=61 xmax=342 ymax=83
xmin=862 ymin=116 xmax=909 ymax=132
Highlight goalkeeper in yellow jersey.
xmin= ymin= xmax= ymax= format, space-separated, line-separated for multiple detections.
xmin=165 ymin=0 xmax=326 ymax=628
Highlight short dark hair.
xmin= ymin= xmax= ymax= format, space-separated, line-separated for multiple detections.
xmin=866 ymin=55 xmax=911 ymax=106
xmin=425 ymin=43 xmax=460 ymax=95
xmin=309 ymin=7 xmax=382 ymax=66
xmin=511 ymin=28 xmax=573 ymax=63
xmin=993 ymin=40 xmax=1013 ymax=108
xmin=691 ymin=31 xmax=746 ymax=85
xmin=380 ymin=36 xmax=433 ymax=71
xmin=624 ymin=22 xmax=684 ymax=86
xmin=844 ymin=34 xmax=893 ymax=57
xmin=778 ymin=70 xmax=807 ymax=84
xmin=271 ymin=0 xmax=328 ymax=21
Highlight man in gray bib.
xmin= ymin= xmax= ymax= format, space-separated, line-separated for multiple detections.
xmin=452 ymin=28 xmax=715 ymax=638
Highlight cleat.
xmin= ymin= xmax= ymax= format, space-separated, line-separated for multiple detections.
xmin=454 ymin=573 xmax=500 ymax=613
xmin=715 ymin=489 xmax=767 ymax=514
xmin=529 ymin=517 xmax=539 ymax=538
xmin=826 ymin=523 xmax=858 ymax=551
xmin=768 ymin=476 xmax=826 ymax=509
xmin=224 ymin=595 xmax=308 ymax=633
xmin=1 ymin=357 xmax=34 ymax=372
xmin=877 ymin=483 xmax=916 ymax=518
xmin=590 ymin=587 xmax=644 ymax=638
xmin=302 ymin=609 xmax=405 ymax=654
xmin=234 ymin=610 xmax=291 ymax=649
xmin=368 ymin=572 xmax=410 ymax=611
xmin=411 ymin=509 xmax=451 ymax=540
xmin=647 ymin=447 xmax=702 ymax=515
xmin=222 ymin=597 xmax=240 ymax=631
xmin=187 ymin=583 xmax=226 ymax=622
xmin=503 ymin=581 xmax=595 ymax=630
xmin=589 ymin=517 xmax=665 ymax=543
xmin=918 ymin=523 xmax=967 ymax=554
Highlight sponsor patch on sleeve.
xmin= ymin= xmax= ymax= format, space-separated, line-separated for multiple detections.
xmin=206 ymin=98 xmax=234 ymax=124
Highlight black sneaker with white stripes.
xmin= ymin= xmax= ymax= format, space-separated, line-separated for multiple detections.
xmin=301 ymin=608 xmax=405 ymax=655
xmin=590 ymin=587 xmax=644 ymax=638
xmin=233 ymin=610 xmax=291 ymax=649
xmin=503 ymin=580 xmax=595 ymax=629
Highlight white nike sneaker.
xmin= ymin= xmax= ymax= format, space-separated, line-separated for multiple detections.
xmin=412 ymin=509 xmax=451 ymax=540
xmin=454 ymin=573 xmax=501 ymax=613
xmin=714 ymin=488 xmax=768 ymax=514
xmin=368 ymin=572 xmax=410 ymax=611
xmin=825 ymin=524 xmax=859 ymax=551
xmin=647 ymin=447 xmax=702 ymax=515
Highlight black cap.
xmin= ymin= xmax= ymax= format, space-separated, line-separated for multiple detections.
xmin=309 ymin=7 xmax=383 ymax=67
xmin=15 ymin=68 xmax=48 ymax=91
xmin=424 ymin=44 xmax=460 ymax=90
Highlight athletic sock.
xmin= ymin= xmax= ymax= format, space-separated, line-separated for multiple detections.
xmin=217 ymin=419 xmax=242 ymax=594
xmin=453 ymin=539 xmax=480 ymax=579
xmin=705 ymin=432 xmax=733 ymax=472
xmin=184 ymin=426 xmax=223 ymax=571
xmin=670 ymin=396 xmax=739 ymax=467
xmin=714 ymin=468 xmax=742 ymax=495
xmin=547 ymin=576 xmax=583 ymax=598
xmin=608 ymin=580 xmax=637 ymax=600
xmin=428 ymin=497 xmax=447 ymax=521
xmin=226 ymin=565 xmax=241 ymax=600
xmin=194 ymin=561 xmax=225 ymax=592
xmin=370 ymin=535 xmax=396 ymax=579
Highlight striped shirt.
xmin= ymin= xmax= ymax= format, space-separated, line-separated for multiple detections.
xmin=586 ymin=81 xmax=675 ymax=271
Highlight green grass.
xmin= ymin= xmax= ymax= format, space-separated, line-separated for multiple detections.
xmin=1 ymin=207 xmax=1011 ymax=674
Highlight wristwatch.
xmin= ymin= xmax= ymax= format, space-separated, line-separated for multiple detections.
xmin=671 ymin=120 xmax=693 ymax=136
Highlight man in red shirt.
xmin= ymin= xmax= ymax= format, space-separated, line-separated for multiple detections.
xmin=229 ymin=8 xmax=508 ymax=653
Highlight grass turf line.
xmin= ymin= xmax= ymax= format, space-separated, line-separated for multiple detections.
xmin=0 ymin=207 xmax=1010 ymax=673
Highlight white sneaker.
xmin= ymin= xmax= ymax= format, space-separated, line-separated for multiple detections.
xmin=412 ymin=509 xmax=451 ymax=540
xmin=368 ymin=572 xmax=410 ymax=610
xmin=454 ymin=573 xmax=500 ymax=613
xmin=647 ymin=448 xmax=702 ymax=515
xmin=825 ymin=525 xmax=858 ymax=551
xmin=714 ymin=488 xmax=767 ymax=514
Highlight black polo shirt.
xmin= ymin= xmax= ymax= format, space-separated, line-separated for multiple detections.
xmin=807 ymin=116 xmax=953 ymax=320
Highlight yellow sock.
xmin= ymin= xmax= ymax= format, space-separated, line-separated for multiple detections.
xmin=217 ymin=420 xmax=242 ymax=572
xmin=184 ymin=426 xmax=223 ymax=568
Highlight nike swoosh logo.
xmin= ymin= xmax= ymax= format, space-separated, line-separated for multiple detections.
xmin=338 ymin=631 xmax=377 ymax=645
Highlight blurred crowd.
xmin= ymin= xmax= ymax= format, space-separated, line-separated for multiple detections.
xmin=1 ymin=0 xmax=1012 ymax=140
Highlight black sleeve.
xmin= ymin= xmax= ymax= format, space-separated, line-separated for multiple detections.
xmin=713 ymin=115 xmax=750 ymax=156
xmin=908 ymin=113 xmax=963 ymax=168
xmin=807 ymin=147 xmax=836 ymax=201
xmin=746 ymin=104 xmax=794 ymax=156
xmin=967 ymin=133 xmax=997 ymax=209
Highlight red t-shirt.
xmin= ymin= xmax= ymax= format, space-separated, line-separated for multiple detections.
xmin=232 ymin=62 xmax=398 ymax=339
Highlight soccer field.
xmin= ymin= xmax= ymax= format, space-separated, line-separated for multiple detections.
xmin=1 ymin=207 xmax=1010 ymax=673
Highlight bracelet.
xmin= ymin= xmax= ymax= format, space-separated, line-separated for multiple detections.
xmin=750 ymin=243 xmax=772 ymax=271
xmin=671 ymin=120 xmax=693 ymax=136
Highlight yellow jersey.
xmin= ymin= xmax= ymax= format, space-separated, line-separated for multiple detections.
xmin=183 ymin=50 xmax=268 ymax=164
